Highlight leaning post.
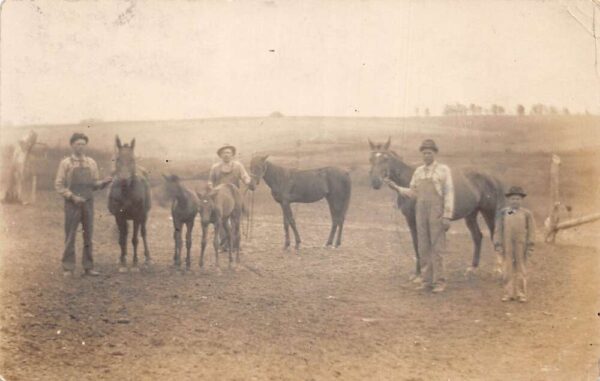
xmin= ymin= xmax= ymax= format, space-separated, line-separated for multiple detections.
xmin=544 ymin=154 xmax=561 ymax=243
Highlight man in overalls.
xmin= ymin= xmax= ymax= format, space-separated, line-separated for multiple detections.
xmin=55 ymin=133 xmax=112 ymax=277
xmin=207 ymin=144 xmax=253 ymax=190
xmin=385 ymin=139 xmax=454 ymax=293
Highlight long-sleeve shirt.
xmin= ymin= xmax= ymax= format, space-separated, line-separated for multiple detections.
xmin=54 ymin=155 xmax=100 ymax=199
xmin=207 ymin=160 xmax=251 ymax=188
xmin=407 ymin=161 xmax=455 ymax=219
xmin=493 ymin=206 xmax=536 ymax=248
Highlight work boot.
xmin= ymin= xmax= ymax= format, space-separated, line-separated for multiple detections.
xmin=517 ymin=295 xmax=527 ymax=303
xmin=501 ymin=295 xmax=512 ymax=302
xmin=431 ymin=284 xmax=446 ymax=293
xmin=414 ymin=282 xmax=429 ymax=291
xmin=83 ymin=269 xmax=100 ymax=277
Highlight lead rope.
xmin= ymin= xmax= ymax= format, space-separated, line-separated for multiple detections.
xmin=248 ymin=188 xmax=255 ymax=239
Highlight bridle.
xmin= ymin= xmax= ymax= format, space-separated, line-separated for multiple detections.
xmin=249 ymin=161 xmax=268 ymax=186
xmin=369 ymin=151 xmax=390 ymax=180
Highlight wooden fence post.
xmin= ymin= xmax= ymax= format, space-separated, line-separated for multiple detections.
xmin=544 ymin=154 xmax=561 ymax=243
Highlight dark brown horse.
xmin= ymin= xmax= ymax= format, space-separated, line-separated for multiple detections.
xmin=196 ymin=183 xmax=243 ymax=271
xmin=249 ymin=155 xmax=352 ymax=250
xmin=368 ymin=138 xmax=504 ymax=276
xmin=108 ymin=136 xmax=152 ymax=272
xmin=159 ymin=174 xmax=199 ymax=270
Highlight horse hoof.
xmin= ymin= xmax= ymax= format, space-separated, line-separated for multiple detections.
xmin=144 ymin=259 xmax=153 ymax=266
xmin=118 ymin=267 xmax=128 ymax=273
xmin=130 ymin=266 xmax=140 ymax=273
xmin=411 ymin=275 xmax=423 ymax=284
xmin=464 ymin=267 xmax=477 ymax=277
xmin=492 ymin=268 xmax=504 ymax=280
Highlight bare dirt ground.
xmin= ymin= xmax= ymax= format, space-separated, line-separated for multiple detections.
xmin=1 ymin=117 xmax=599 ymax=380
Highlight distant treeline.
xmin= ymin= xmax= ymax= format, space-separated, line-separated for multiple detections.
xmin=416 ymin=103 xmax=587 ymax=117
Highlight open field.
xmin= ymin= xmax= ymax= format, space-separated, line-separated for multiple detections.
xmin=1 ymin=116 xmax=599 ymax=380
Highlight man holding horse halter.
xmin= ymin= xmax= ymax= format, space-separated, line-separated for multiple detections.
xmin=55 ymin=133 xmax=112 ymax=277
xmin=208 ymin=145 xmax=254 ymax=190
xmin=385 ymin=139 xmax=454 ymax=293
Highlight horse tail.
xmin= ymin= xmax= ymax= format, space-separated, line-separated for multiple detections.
xmin=340 ymin=170 xmax=352 ymax=218
xmin=480 ymin=172 xmax=505 ymax=239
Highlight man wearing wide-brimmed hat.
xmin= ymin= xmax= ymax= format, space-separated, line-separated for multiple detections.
xmin=207 ymin=144 xmax=253 ymax=190
xmin=385 ymin=138 xmax=454 ymax=293
xmin=493 ymin=186 xmax=536 ymax=303
xmin=55 ymin=133 xmax=113 ymax=277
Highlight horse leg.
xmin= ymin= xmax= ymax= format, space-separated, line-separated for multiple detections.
xmin=214 ymin=220 xmax=221 ymax=273
xmin=131 ymin=220 xmax=140 ymax=271
xmin=223 ymin=218 xmax=233 ymax=269
xmin=280 ymin=203 xmax=291 ymax=250
xmin=482 ymin=207 xmax=503 ymax=278
xmin=406 ymin=213 xmax=422 ymax=281
xmin=464 ymin=210 xmax=483 ymax=275
xmin=325 ymin=200 xmax=338 ymax=247
xmin=141 ymin=217 xmax=151 ymax=264
xmin=117 ymin=216 xmax=128 ymax=272
xmin=229 ymin=214 xmax=240 ymax=265
xmin=173 ymin=220 xmax=183 ymax=268
xmin=200 ymin=223 xmax=208 ymax=269
xmin=283 ymin=202 xmax=301 ymax=250
xmin=185 ymin=220 xmax=194 ymax=270
xmin=334 ymin=217 xmax=345 ymax=248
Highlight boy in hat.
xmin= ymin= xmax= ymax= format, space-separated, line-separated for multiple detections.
xmin=207 ymin=144 xmax=254 ymax=190
xmin=55 ymin=133 xmax=113 ymax=276
xmin=494 ymin=186 xmax=536 ymax=302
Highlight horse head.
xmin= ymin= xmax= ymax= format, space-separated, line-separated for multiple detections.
xmin=155 ymin=174 xmax=180 ymax=207
xmin=368 ymin=137 xmax=392 ymax=189
xmin=249 ymin=154 xmax=269 ymax=187
xmin=196 ymin=189 xmax=216 ymax=224
xmin=115 ymin=135 xmax=137 ymax=187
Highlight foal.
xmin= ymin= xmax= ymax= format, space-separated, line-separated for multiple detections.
xmin=196 ymin=184 xmax=243 ymax=271
xmin=161 ymin=174 xmax=199 ymax=269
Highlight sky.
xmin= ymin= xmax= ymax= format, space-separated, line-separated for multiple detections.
xmin=0 ymin=0 xmax=599 ymax=126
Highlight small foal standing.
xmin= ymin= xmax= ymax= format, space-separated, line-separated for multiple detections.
xmin=196 ymin=183 xmax=243 ymax=271
xmin=161 ymin=174 xmax=199 ymax=269
xmin=108 ymin=136 xmax=152 ymax=272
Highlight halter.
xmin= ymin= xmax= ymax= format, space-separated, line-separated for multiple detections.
xmin=250 ymin=161 xmax=268 ymax=184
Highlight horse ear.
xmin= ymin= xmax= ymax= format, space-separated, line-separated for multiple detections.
xmin=368 ymin=139 xmax=375 ymax=150
xmin=384 ymin=136 xmax=391 ymax=150
xmin=115 ymin=135 xmax=122 ymax=149
xmin=130 ymin=138 xmax=136 ymax=150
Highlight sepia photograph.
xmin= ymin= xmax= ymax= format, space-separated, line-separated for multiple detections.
xmin=0 ymin=0 xmax=599 ymax=379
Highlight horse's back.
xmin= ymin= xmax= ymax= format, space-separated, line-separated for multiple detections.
xmin=288 ymin=166 xmax=350 ymax=203
xmin=213 ymin=183 xmax=242 ymax=217
xmin=453 ymin=168 xmax=502 ymax=219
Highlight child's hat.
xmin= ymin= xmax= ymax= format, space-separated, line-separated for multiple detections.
xmin=505 ymin=186 xmax=527 ymax=198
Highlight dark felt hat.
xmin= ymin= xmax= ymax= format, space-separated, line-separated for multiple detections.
xmin=419 ymin=139 xmax=438 ymax=152
xmin=505 ymin=186 xmax=527 ymax=198
xmin=217 ymin=145 xmax=236 ymax=157
xmin=70 ymin=132 xmax=89 ymax=145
